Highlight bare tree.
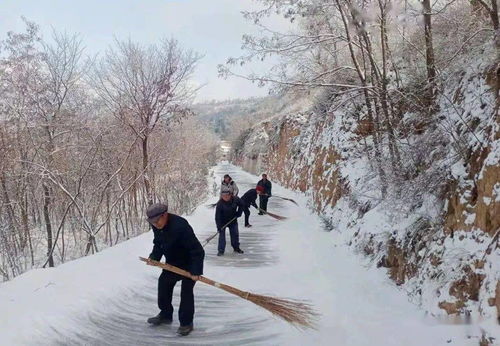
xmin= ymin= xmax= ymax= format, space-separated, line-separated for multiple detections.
xmin=91 ymin=38 xmax=202 ymax=205
xmin=35 ymin=31 xmax=86 ymax=267
xmin=0 ymin=23 xmax=216 ymax=281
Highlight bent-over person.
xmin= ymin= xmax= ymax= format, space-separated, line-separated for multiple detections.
xmin=145 ymin=203 xmax=204 ymax=337
xmin=240 ymin=186 xmax=265 ymax=227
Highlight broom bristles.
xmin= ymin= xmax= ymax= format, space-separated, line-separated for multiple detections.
xmin=140 ymin=257 xmax=318 ymax=329
xmin=246 ymin=293 xmax=318 ymax=329
xmin=202 ymin=277 xmax=318 ymax=328
xmin=266 ymin=212 xmax=287 ymax=221
xmin=253 ymin=206 xmax=288 ymax=221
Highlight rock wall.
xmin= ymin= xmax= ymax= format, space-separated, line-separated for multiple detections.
xmin=232 ymin=53 xmax=500 ymax=328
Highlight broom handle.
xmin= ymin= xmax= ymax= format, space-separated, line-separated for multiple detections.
xmin=253 ymin=205 xmax=268 ymax=214
xmin=140 ymin=256 xmax=194 ymax=278
xmin=139 ymin=257 xmax=247 ymax=295
xmin=203 ymin=216 xmax=237 ymax=246
xmin=140 ymin=257 xmax=317 ymax=328
xmin=273 ymin=195 xmax=298 ymax=205
xmin=252 ymin=206 xmax=286 ymax=220
xmin=262 ymin=194 xmax=298 ymax=205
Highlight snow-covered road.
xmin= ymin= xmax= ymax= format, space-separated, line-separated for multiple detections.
xmin=0 ymin=163 xmax=485 ymax=345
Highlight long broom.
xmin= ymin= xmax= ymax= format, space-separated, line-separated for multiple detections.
xmin=268 ymin=195 xmax=299 ymax=206
xmin=203 ymin=217 xmax=237 ymax=247
xmin=203 ymin=207 xmax=287 ymax=247
xmin=206 ymin=203 xmax=288 ymax=220
xmin=206 ymin=203 xmax=287 ymax=221
xmin=252 ymin=206 xmax=288 ymax=221
xmin=209 ymin=196 xmax=299 ymax=207
xmin=139 ymin=257 xmax=318 ymax=329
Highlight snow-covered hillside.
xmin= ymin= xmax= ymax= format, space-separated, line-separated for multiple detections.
xmin=0 ymin=163 xmax=495 ymax=345
xmin=230 ymin=40 xmax=499 ymax=344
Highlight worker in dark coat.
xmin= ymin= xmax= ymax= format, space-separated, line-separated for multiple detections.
xmin=257 ymin=173 xmax=272 ymax=214
xmin=215 ymin=189 xmax=244 ymax=256
xmin=240 ymin=185 xmax=265 ymax=227
xmin=145 ymin=203 xmax=204 ymax=337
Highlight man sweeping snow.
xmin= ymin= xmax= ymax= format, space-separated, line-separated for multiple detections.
xmin=240 ymin=186 xmax=265 ymax=227
xmin=257 ymin=174 xmax=272 ymax=214
xmin=145 ymin=203 xmax=205 ymax=336
xmin=215 ymin=189 xmax=245 ymax=256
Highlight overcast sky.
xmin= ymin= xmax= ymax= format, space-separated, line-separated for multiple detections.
xmin=0 ymin=0 xmax=291 ymax=102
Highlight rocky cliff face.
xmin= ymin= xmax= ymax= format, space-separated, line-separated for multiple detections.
xmin=232 ymin=51 xmax=500 ymax=327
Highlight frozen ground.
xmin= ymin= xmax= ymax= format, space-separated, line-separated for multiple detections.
xmin=0 ymin=163 xmax=493 ymax=345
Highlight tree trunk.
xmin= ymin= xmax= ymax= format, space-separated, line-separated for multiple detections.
xmin=0 ymin=173 xmax=20 ymax=256
xmin=377 ymin=4 xmax=402 ymax=171
xmin=490 ymin=0 xmax=499 ymax=30
xmin=422 ymin=0 xmax=437 ymax=104
xmin=491 ymin=0 xmax=500 ymax=109
xmin=336 ymin=0 xmax=388 ymax=197
xmin=142 ymin=137 xmax=153 ymax=205
xmin=60 ymin=215 xmax=66 ymax=262
xmin=20 ymin=198 xmax=34 ymax=266
xmin=43 ymin=182 xmax=55 ymax=267
xmin=106 ymin=188 xmax=112 ymax=246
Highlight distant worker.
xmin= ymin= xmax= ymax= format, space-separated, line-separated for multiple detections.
xmin=221 ymin=174 xmax=239 ymax=196
xmin=257 ymin=174 xmax=272 ymax=215
xmin=215 ymin=189 xmax=245 ymax=256
xmin=240 ymin=186 xmax=265 ymax=227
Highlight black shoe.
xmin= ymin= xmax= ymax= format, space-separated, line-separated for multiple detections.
xmin=245 ymin=224 xmax=252 ymax=228
xmin=217 ymin=251 xmax=224 ymax=256
xmin=147 ymin=313 xmax=172 ymax=326
xmin=234 ymin=248 xmax=244 ymax=254
xmin=258 ymin=212 xmax=264 ymax=215
xmin=177 ymin=324 xmax=193 ymax=336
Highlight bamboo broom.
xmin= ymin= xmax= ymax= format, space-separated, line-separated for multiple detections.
xmin=252 ymin=206 xmax=288 ymax=221
xmin=203 ymin=207 xmax=287 ymax=247
xmin=268 ymin=195 xmax=299 ymax=206
xmin=209 ymin=196 xmax=298 ymax=208
xmin=139 ymin=257 xmax=318 ymax=329
xmin=203 ymin=217 xmax=237 ymax=247
xmin=206 ymin=203 xmax=287 ymax=220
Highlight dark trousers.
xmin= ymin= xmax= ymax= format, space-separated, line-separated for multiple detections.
xmin=243 ymin=205 xmax=251 ymax=226
xmin=158 ymin=270 xmax=196 ymax=326
xmin=218 ymin=222 xmax=240 ymax=253
xmin=259 ymin=195 xmax=269 ymax=212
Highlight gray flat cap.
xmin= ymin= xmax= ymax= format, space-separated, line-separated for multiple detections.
xmin=146 ymin=203 xmax=168 ymax=223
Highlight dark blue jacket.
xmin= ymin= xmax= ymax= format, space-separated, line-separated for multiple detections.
xmin=215 ymin=196 xmax=244 ymax=229
xmin=149 ymin=213 xmax=205 ymax=275
xmin=241 ymin=189 xmax=258 ymax=208
xmin=257 ymin=179 xmax=272 ymax=196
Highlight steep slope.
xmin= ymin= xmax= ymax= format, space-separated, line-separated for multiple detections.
xmin=232 ymin=45 xmax=500 ymax=341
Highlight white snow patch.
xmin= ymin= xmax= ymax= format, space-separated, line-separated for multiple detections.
xmin=482 ymin=196 xmax=492 ymax=206
xmin=464 ymin=212 xmax=476 ymax=225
